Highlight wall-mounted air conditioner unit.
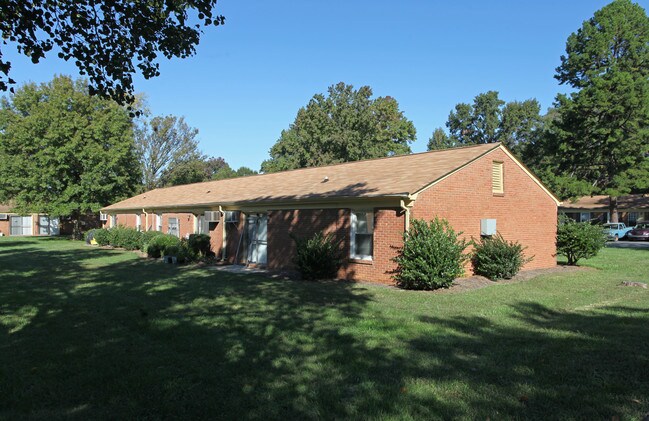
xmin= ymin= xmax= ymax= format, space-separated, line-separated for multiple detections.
xmin=0 ymin=214 xmax=8 ymax=220
xmin=205 ymin=211 xmax=220 ymax=222
xmin=99 ymin=212 xmax=108 ymax=221
xmin=225 ymin=211 xmax=239 ymax=223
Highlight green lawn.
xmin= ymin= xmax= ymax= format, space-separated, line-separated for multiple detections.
xmin=1 ymin=237 xmax=648 ymax=420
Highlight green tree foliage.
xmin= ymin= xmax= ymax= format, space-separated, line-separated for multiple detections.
xmin=0 ymin=1 xmax=224 ymax=103
xmin=538 ymin=0 xmax=649 ymax=217
xmin=135 ymin=115 xmax=201 ymax=190
xmin=426 ymin=127 xmax=457 ymax=150
xmin=159 ymin=154 xmax=258 ymax=187
xmin=212 ymin=165 xmax=258 ymax=180
xmin=471 ymin=234 xmax=532 ymax=280
xmin=445 ymin=91 xmax=542 ymax=155
xmin=393 ymin=218 xmax=469 ymax=290
xmin=261 ymin=82 xmax=416 ymax=173
xmin=556 ymin=217 xmax=607 ymax=265
xmin=0 ymin=75 xmax=140 ymax=236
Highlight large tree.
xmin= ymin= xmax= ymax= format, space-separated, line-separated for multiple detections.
xmin=0 ymin=75 xmax=140 ymax=236
xmin=547 ymin=0 xmax=649 ymax=219
xmin=0 ymin=1 xmax=224 ymax=103
xmin=261 ymin=82 xmax=416 ymax=173
xmin=136 ymin=115 xmax=201 ymax=190
xmin=444 ymin=91 xmax=542 ymax=155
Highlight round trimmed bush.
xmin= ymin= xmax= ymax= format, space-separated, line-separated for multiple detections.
xmin=139 ymin=230 xmax=165 ymax=253
xmin=472 ymin=234 xmax=532 ymax=280
xmin=292 ymin=232 xmax=342 ymax=280
xmin=92 ymin=228 xmax=111 ymax=246
xmin=187 ymin=234 xmax=212 ymax=257
xmin=556 ymin=216 xmax=607 ymax=265
xmin=146 ymin=234 xmax=181 ymax=258
xmin=393 ymin=218 xmax=469 ymax=290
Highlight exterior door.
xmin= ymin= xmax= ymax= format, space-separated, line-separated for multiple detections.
xmin=10 ymin=216 xmax=32 ymax=236
xmin=247 ymin=214 xmax=267 ymax=264
xmin=38 ymin=215 xmax=60 ymax=236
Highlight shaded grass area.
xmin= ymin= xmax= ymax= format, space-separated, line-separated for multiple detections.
xmin=1 ymin=237 xmax=648 ymax=419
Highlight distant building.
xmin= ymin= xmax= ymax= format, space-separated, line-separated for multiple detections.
xmin=0 ymin=204 xmax=60 ymax=237
xmin=559 ymin=194 xmax=649 ymax=225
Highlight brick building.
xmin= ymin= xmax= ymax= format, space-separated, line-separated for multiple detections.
xmin=0 ymin=204 xmax=61 ymax=237
xmin=559 ymin=194 xmax=649 ymax=226
xmin=102 ymin=143 xmax=560 ymax=283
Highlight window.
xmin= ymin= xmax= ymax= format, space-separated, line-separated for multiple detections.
xmin=351 ymin=211 xmax=373 ymax=260
xmin=110 ymin=215 xmax=117 ymax=228
xmin=492 ymin=161 xmax=504 ymax=194
xmin=580 ymin=212 xmax=591 ymax=222
xmin=196 ymin=214 xmax=205 ymax=234
xmin=156 ymin=213 xmax=162 ymax=231
xmin=168 ymin=217 xmax=179 ymax=237
xmin=628 ymin=212 xmax=639 ymax=226
xmin=135 ymin=214 xmax=142 ymax=231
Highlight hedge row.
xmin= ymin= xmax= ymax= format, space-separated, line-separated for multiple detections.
xmin=85 ymin=227 xmax=212 ymax=262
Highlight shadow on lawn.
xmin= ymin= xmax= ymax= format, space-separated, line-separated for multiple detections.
xmin=1 ymin=239 xmax=648 ymax=419
xmin=0 ymin=241 xmax=454 ymax=419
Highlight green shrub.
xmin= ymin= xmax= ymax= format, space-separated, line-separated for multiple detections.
xmin=471 ymin=234 xmax=532 ymax=280
xmin=92 ymin=228 xmax=111 ymax=246
xmin=556 ymin=216 xmax=607 ymax=265
xmin=292 ymin=232 xmax=342 ymax=280
xmin=187 ymin=234 xmax=212 ymax=257
xmin=146 ymin=234 xmax=181 ymax=258
xmin=108 ymin=226 xmax=142 ymax=250
xmin=139 ymin=230 xmax=165 ymax=252
xmin=393 ymin=218 xmax=469 ymax=290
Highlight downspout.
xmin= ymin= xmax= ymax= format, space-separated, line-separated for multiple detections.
xmin=142 ymin=209 xmax=148 ymax=232
xmin=400 ymin=199 xmax=411 ymax=232
xmin=219 ymin=206 xmax=226 ymax=261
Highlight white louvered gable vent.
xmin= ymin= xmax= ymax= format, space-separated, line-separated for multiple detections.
xmin=492 ymin=161 xmax=504 ymax=194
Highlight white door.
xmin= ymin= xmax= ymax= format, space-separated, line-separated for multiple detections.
xmin=10 ymin=216 xmax=32 ymax=236
xmin=247 ymin=214 xmax=267 ymax=264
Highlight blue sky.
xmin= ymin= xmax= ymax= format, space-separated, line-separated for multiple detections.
xmin=4 ymin=0 xmax=647 ymax=170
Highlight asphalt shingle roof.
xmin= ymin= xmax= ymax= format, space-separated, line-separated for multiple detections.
xmin=104 ymin=143 xmax=501 ymax=212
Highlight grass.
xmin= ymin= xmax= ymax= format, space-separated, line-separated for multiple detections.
xmin=1 ymin=237 xmax=648 ymax=420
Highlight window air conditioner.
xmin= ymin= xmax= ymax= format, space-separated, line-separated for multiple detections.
xmin=205 ymin=211 xmax=220 ymax=222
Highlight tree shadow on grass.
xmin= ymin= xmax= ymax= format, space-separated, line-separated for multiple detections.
xmin=413 ymin=302 xmax=649 ymax=419
xmin=1 ymin=241 xmax=648 ymax=419
xmin=0 ymin=244 xmax=461 ymax=419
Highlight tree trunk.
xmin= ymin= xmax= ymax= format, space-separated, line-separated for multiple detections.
xmin=609 ymin=196 xmax=619 ymax=223
xmin=72 ymin=210 xmax=82 ymax=240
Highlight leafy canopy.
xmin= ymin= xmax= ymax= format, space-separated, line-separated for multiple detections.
xmin=261 ymin=82 xmax=416 ymax=173
xmin=539 ymin=0 xmax=649 ymax=200
xmin=0 ymin=75 xmax=140 ymax=218
xmin=444 ymin=90 xmax=543 ymax=155
xmin=0 ymin=1 xmax=225 ymax=103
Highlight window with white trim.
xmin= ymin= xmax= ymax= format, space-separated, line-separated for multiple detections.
xmin=110 ymin=215 xmax=117 ymax=228
xmin=492 ymin=161 xmax=504 ymax=194
xmin=168 ymin=217 xmax=179 ymax=237
xmin=135 ymin=214 xmax=142 ymax=231
xmin=350 ymin=211 xmax=373 ymax=260
xmin=156 ymin=213 xmax=162 ymax=231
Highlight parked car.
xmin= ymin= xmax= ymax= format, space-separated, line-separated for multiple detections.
xmin=626 ymin=222 xmax=649 ymax=241
xmin=602 ymin=222 xmax=633 ymax=241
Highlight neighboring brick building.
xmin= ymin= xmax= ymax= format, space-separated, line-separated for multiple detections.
xmin=102 ymin=143 xmax=560 ymax=284
xmin=559 ymin=194 xmax=649 ymax=226
xmin=0 ymin=204 xmax=61 ymax=237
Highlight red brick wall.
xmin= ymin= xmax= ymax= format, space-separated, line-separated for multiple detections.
xmin=0 ymin=218 xmax=9 ymax=236
xmin=265 ymin=208 xmax=403 ymax=284
xmin=410 ymin=148 xmax=557 ymax=272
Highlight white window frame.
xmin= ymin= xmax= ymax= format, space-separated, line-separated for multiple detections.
xmin=156 ymin=213 xmax=162 ymax=231
xmin=135 ymin=214 xmax=142 ymax=231
xmin=580 ymin=212 xmax=591 ymax=222
xmin=168 ymin=217 xmax=180 ymax=237
xmin=350 ymin=210 xmax=374 ymax=261
xmin=110 ymin=215 xmax=117 ymax=228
